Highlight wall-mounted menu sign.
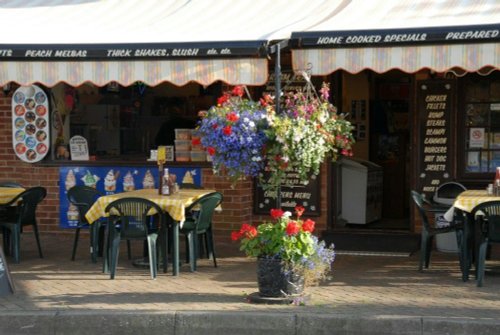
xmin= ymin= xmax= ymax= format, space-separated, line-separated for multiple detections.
xmin=254 ymin=170 xmax=321 ymax=216
xmin=11 ymin=85 xmax=50 ymax=163
xmin=417 ymin=81 xmax=454 ymax=197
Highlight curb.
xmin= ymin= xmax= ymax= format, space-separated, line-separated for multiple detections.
xmin=0 ymin=311 xmax=499 ymax=335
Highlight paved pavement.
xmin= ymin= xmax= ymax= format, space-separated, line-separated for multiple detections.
xmin=1 ymin=234 xmax=500 ymax=334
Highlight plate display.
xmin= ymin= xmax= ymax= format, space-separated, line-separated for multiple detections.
xmin=11 ymin=85 xmax=50 ymax=163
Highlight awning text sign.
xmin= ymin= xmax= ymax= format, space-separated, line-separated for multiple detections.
xmin=293 ymin=24 xmax=500 ymax=48
xmin=0 ymin=41 xmax=267 ymax=60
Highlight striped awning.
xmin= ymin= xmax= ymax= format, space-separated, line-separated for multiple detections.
xmin=0 ymin=58 xmax=269 ymax=87
xmin=0 ymin=0 xmax=350 ymax=87
xmin=291 ymin=0 xmax=500 ymax=75
xmin=292 ymin=42 xmax=499 ymax=75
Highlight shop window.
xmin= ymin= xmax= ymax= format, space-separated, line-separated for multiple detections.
xmin=49 ymin=82 xmax=218 ymax=161
xmin=461 ymin=73 xmax=500 ymax=174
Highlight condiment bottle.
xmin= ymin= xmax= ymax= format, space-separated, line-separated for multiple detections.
xmin=495 ymin=167 xmax=500 ymax=196
xmin=161 ymin=168 xmax=171 ymax=196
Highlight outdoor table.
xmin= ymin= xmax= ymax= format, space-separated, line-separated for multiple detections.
xmin=0 ymin=187 xmax=25 ymax=256
xmin=0 ymin=187 xmax=25 ymax=205
xmin=85 ymin=188 xmax=217 ymax=276
xmin=444 ymin=189 xmax=500 ymax=282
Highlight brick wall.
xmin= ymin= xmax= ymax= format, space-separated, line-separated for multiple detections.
xmin=1 ymin=95 xmax=329 ymax=247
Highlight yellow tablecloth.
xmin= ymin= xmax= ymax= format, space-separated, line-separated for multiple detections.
xmin=85 ymin=188 xmax=217 ymax=224
xmin=450 ymin=189 xmax=500 ymax=213
xmin=0 ymin=187 xmax=24 ymax=205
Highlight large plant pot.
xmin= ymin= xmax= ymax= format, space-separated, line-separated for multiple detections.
xmin=256 ymin=257 xmax=304 ymax=297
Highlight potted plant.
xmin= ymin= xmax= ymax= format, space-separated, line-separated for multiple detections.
xmin=231 ymin=206 xmax=335 ymax=299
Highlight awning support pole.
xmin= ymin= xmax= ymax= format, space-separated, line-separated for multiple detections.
xmin=274 ymin=43 xmax=282 ymax=208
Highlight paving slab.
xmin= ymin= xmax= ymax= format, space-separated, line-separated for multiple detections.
xmin=0 ymin=234 xmax=499 ymax=334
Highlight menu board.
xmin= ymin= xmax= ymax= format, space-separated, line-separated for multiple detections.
xmin=11 ymin=85 xmax=49 ymax=163
xmin=58 ymin=166 xmax=202 ymax=228
xmin=254 ymin=170 xmax=321 ymax=216
xmin=417 ymin=81 xmax=453 ymax=197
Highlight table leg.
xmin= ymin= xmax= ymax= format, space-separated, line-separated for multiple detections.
xmin=173 ymin=222 xmax=180 ymax=276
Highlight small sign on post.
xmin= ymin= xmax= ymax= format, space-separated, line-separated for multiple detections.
xmin=69 ymin=135 xmax=89 ymax=161
xmin=0 ymin=247 xmax=15 ymax=296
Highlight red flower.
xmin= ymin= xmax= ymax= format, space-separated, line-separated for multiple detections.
xmin=239 ymin=223 xmax=257 ymax=239
xmin=259 ymin=97 xmax=268 ymax=107
xmin=270 ymin=208 xmax=284 ymax=219
xmin=207 ymin=147 xmax=216 ymax=156
xmin=226 ymin=112 xmax=239 ymax=123
xmin=191 ymin=138 xmax=201 ymax=146
xmin=295 ymin=205 xmax=305 ymax=218
xmin=223 ymin=125 xmax=232 ymax=136
xmin=212 ymin=123 xmax=218 ymax=130
xmin=231 ymin=231 xmax=243 ymax=241
xmin=286 ymin=221 xmax=300 ymax=236
xmin=232 ymin=86 xmax=244 ymax=97
xmin=302 ymin=219 xmax=315 ymax=233
xmin=217 ymin=94 xmax=229 ymax=105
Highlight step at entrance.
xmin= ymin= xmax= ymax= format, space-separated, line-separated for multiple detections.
xmin=321 ymin=230 xmax=420 ymax=254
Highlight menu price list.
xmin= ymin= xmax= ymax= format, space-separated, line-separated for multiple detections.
xmin=418 ymin=81 xmax=453 ymax=196
xmin=254 ymin=169 xmax=320 ymax=216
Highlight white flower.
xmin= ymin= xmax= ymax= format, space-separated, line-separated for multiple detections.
xmin=283 ymin=211 xmax=292 ymax=218
xmin=248 ymin=121 xmax=255 ymax=128
xmin=243 ymin=117 xmax=250 ymax=123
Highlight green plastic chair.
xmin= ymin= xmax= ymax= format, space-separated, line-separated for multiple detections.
xmin=67 ymin=185 xmax=103 ymax=263
xmin=180 ymin=192 xmax=222 ymax=272
xmin=103 ymin=197 xmax=167 ymax=279
xmin=470 ymin=201 xmax=500 ymax=287
xmin=0 ymin=186 xmax=46 ymax=263
xmin=411 ymin=190 xmax=464 ymax=272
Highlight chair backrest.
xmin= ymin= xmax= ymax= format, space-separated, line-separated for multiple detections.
xmin=471 ymin=201 xmax=500 ymax=242
xmin=186 ymin=192 xmax=223 ymax=232
xmin=180 ymin=183 xmax=204 ymax=190
xmin=411 ymin=190 xmax=432 ymax=231
xmin=67 ymin=185 xmax=101 ymax=224
xmin=0 ymin=181 xmax=23 ymax=188
xmin=433 ymin=182 xmax=467 ymax=205
xmin=11 ymin=187 xmax=47 ymax=226
xmin=105 ymin=197 xmax=163 ymax=239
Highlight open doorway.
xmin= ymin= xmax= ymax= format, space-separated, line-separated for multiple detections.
xmin=368 ymin=71 xmax=412 ymax=230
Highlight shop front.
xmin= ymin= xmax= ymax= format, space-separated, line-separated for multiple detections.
xmin=0 ymin=0 xmax=350 ymax=246
xmin=290 ymin=1 xmax=500 ymax=238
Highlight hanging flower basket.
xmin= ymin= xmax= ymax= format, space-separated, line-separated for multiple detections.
xmin=196 ymin=76 xmax=355 ymax=193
